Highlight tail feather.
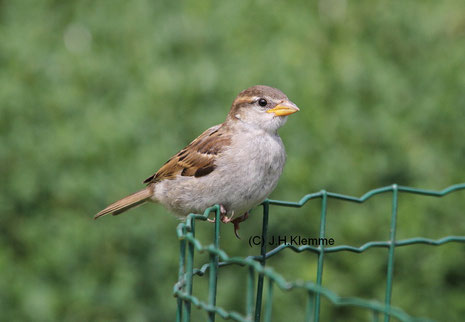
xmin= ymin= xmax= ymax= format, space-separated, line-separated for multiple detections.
xmin=94 ymin=187 xmax=152 ymax=219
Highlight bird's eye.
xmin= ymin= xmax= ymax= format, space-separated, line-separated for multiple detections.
xmin=258 ymin=98 xmax=267 ymax=107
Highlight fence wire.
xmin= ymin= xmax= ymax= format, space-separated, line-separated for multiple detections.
xmin=173 ymin=184 xmax=465 ymax=322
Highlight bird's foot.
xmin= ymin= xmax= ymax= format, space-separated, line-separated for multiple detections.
xmin=207 ymin=205 xmax=249 ymax=239
xmin=231 ymin=212 xmax=249 ymax=239
xmin=208 ymin=205 xmax=233 ymax=223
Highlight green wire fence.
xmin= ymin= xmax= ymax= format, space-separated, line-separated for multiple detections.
xmin=173 ymin=184 xmax=465 ymax=322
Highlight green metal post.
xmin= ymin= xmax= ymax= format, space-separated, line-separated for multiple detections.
xmin=255 ymin=201 xmax=270 ymax=321
xmin=207 ymin=207 xmax=221 ymax=322
xmin=247 ymin=266 xmax=255 ymax=319
xmin=183 ymin=219 xmax=195 ymax=322
xmin=305 ymin=292 xmax=315 ymax=322
xmin=314 ymin=191 xmax=328 ymax=321
xmin=384 ymin=185 xmax=398 ymax=322
xmin=176 ymin=235 xmax=186 ymax=322
xmin=263 ymin=279 xmax=274 ymax=322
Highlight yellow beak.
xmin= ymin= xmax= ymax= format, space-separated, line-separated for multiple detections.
xmin=266 ymin=101 xmax=300 ymax=116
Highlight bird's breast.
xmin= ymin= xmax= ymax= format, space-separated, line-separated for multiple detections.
xmin=215 ymin=130 xmax=286 ymax=209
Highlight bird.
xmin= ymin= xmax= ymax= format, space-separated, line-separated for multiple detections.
xmin=94 ymin=85 xmax=300 ymax=238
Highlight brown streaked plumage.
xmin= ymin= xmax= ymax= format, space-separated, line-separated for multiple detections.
xmin=142 ymin=124 xmax=232 ymax=184
xmin=94 ymin=85 xmax=299 ymax=237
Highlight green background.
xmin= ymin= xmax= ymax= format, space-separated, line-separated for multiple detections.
xmin=1 ymin=0 xmax=464 ymax=321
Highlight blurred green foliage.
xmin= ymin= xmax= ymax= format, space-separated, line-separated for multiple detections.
xmin=1 ymin=0 xmax=464 ymax=321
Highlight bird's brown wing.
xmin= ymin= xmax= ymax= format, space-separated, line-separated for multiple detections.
xmin=143 ymin=124 xmax=232 ymax=184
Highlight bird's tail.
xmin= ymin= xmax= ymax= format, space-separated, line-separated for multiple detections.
xmin=94 ymin=187 xmax=153 ymax=219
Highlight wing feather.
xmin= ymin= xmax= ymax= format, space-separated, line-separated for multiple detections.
xmin=143 ymin=124 xmax=231 ymax=184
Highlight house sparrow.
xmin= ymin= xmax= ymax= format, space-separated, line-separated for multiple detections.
xmin=94 ymin=85 xmax=299 ymax=238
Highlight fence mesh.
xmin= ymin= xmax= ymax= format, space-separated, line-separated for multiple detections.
xmin=173 ymin=184 xmax=465 ymax=322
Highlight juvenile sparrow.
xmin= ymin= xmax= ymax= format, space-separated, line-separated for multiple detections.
xmin=94 ymin=85 xmax=299 ymax=237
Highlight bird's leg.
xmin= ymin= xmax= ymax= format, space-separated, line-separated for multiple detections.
xmin=208 ymin=204 xmax=234 ymax=223
xmin=231 ymin=211 xmax=249 ymax=239
xmin=220 ymin=208 xmax=235 ymax=223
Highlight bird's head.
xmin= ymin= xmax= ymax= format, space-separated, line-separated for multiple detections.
xmin=227 ymin=85 xmax=300 ymax=133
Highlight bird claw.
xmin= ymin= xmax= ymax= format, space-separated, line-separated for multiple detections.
xmin=208 ymin=204 xmax=232 ymax=223
xmin=208 ymin=206 xmax=250 ymax=240
xmin=220 ymin=214 xmax=233 ymax=223
xmin=231 ymin=212 xmax=249 ymax=239
xmin=233 ymin=220 xmax=241 ymax=239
